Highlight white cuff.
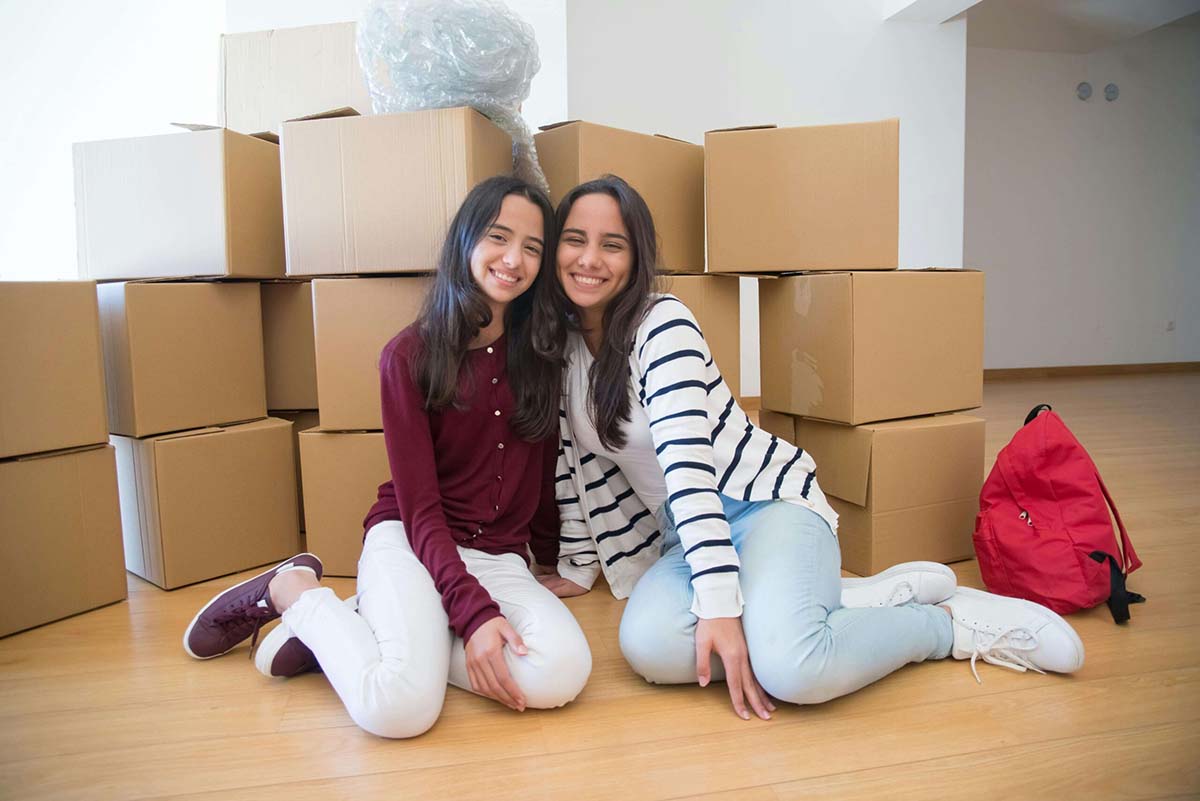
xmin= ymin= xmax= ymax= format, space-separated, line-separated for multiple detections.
xmin=689 ymin=572 xmax=744 ymax=619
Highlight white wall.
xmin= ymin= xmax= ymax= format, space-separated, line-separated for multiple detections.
xmin=565 ymin=0 xmax=968 ymax=395
xmin=224 ymin=0 xmax=568 ymax=131
xmin=0 ymin=0 xmax=225 ymax=280
xmin=964 ymin=24 xmax=1200 ymax=368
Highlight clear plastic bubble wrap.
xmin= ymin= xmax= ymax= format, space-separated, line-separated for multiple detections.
xmin=357 ymin=0 xmax=548 ymax=194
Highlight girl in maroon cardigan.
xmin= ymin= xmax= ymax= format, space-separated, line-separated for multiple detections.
xmin=183 ymin=176 xmax=591 ymax=738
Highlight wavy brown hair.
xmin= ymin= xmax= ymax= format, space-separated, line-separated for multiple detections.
xmin=539 ymin=175 xmax=663 ymax=450
xmin=411 ymin=175 xmax=561 ymax=441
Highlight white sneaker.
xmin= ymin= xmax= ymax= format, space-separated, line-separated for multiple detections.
xmin=942 ymin=587 xmax=1085 ymax=683
xmin=841 ymin=562 xmax=957 ymax=608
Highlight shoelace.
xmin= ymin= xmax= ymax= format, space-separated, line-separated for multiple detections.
xmin=211 ymin=597 xmax=275 ymax=659
xmin=965 ymin=624 xmax=1044 ymax=684
xmin=883 ymin=581 xmax=915 ymax=607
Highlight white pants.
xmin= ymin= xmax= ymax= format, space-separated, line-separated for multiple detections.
xmin=281 ymin=521 xmax=592 ymax=739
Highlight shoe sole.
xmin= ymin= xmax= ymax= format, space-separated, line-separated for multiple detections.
xmin=182 ymin=553 xmax=323 ymax=660
xmin=841 ymin=561 xmax=957 ymax=604
xmin=955 ymin=586 xmax=1086 ymax=671
xmin=254 ymin=621 xmax=294 ymax=677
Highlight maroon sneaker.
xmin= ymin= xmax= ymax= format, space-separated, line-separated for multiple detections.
xmin=182 ymin=553 xmax=323 ymax=660
xmin=254 ymin=622 xmax=321 ymax=678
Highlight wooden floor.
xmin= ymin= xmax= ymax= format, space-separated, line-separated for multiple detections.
xmin=2 ymin=373 xmax=1198 ymax=800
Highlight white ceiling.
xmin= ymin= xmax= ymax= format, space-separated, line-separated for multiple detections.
xmin=963 ymin=0 xmax=1200 ymax=52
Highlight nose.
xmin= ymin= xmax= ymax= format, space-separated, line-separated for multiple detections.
xmin=502 ymin=243 xmax=518 ymax=268
xmin=577 ymin=243 xmax=601 ymax=270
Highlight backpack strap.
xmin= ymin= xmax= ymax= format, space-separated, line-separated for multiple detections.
xmin=1023 ymin=403 xmax=1053 ymax=425
xmin=1088 ymin=551 xmax=1146 ymax=624
xmin=1095 ymin=471 xmax=1142 ymax=573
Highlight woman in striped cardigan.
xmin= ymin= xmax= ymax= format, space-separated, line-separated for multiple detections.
xmin=534 ymin=175 xmax=1085 ymax=719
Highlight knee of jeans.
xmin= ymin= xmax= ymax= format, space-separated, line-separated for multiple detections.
xmin=521 ymin=634 xmax=593 ymax=709
xmin=349 ymin=695 xmax=441 ymax=740
xmin=619 ymin=607 xmax=693 ymax=685
xmin=751 ymin=632 xmax=842 ymax=706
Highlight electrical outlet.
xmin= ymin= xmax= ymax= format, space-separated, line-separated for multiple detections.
xmin=1166 ymin=320 xmax=1176 ymax=332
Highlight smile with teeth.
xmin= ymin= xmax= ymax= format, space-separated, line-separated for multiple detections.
xmin=572 ymin=273 xmax=607 ymax=288
xmin=489 ymin=267 xmax=520 ymax=286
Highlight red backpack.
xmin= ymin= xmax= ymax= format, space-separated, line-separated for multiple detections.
xmin=974 ymin=404 xmax=1145 ymax=623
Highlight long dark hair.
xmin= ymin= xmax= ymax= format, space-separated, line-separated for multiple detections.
xmin=540 ymin=175 xmax=662 ymax=451
xmin=411 ymin=175 xmax=560 ymax=441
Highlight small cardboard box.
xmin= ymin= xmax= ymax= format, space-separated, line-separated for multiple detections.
xmin=664 ymin=274 xmax=742 ymax=398
xmin=756 ymin=410 xmax=798 ymax=445
xmin=0 ymin=282 xmax=109 ymax=459
xmin=220 ymin=22 xmax=371 ymax=135
xmin=535 ymin=121 xmax=704 ymax=273
xmin=113 ymin=418 xmax=300 ymax=590
xmin=759 ymin=270 xmax=984 ymax=425
xmin=97 ymin=281 xmax=267 ymax=438
xmin=281 ymin=107 xmax=512 ymax=275
xmin=299 ymin=428 xmax=390 ymax=577
xmin=74 ymin=128 xmax=284 ymax=281
xmin=262 ymin=280 xmax=319 ymax=410
xmin=0 ymin=445 xmax=127 ymax=637
xmin=313 ymin=276 xmax=430 ymax=431
xmin=796 ymin=414 xmax=985 ymax=576
xmin=705 ymin=120 xmax=899 ymax=273
xmin=273 ymin=410 xmax=320 ymax=532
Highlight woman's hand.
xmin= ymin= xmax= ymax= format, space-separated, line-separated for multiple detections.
xmin=695 ymin=617 xmax=776 ymax=721
xmin=464 ymin=616 xmax=528 ymax=711
xmin=536 ymin=571 xmax=590 ymax=598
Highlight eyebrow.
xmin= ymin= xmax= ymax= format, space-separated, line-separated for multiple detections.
xmin=561 ymin=227 xmax=630 ymax=244
xmin=490 ymin=223 xmax=544 ymax=247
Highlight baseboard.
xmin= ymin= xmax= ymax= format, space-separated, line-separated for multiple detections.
xmin=984 ymin=362 xmax=1200 ymax=381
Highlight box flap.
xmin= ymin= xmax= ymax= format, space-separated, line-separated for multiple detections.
xmin=283 ymin=106 xmax=361 ymax=124
xmin=538 ymin=119 xmax=581 ymax=131
xmin=705 ymin=124 xmax=777 ymax=134
xmin=250 ymin=131 xmax=280 ymax=144
xmin=8 ymin=443 xmax=109 ymax=464
xmin=154 ymin=426 xmax=225 ymax=443
xmin=795 ymin=418 xmax=873 ymax=507
xmin=653 ymin=133 xmax=693 ymax=144
xmin=169 ymin=122 xmax=221 ymax=132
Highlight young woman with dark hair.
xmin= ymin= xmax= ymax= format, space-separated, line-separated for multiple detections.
xmin=539 ymin=175 xmax=1085 ymax=720
xmin=182 ymin=175 xmax=591 ymax=738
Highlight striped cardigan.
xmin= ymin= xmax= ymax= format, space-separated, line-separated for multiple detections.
xmin=554 ymin=295 xmax=839 ymax=619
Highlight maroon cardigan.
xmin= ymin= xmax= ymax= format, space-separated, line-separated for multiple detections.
xmin=363 ymin=326 xmax=559 ymax=642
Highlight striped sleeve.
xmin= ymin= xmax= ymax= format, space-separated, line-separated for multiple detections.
xmin=554 ymin=408 xmax=602 ymax=590
xmin=636 ymin=299 xmax=743 ymax=619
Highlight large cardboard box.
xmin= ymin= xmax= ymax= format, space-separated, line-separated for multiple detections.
xmin=796 ymin=414 xmax=985 ymax=576
xmin=759 ymin=270 xmax=984 ymax=425
xmin=705 ymin=120 xmax=899 ymax=273
xmin=273 ymin=410 xmax=320 ymax=533
xmin=299 ymin=429 xmax=390 ymax=576
xmin=113 ymin=418 xmax=299 ymax=589
xmin=756 ymin=410 xmax=798 ymax=444
xmin=74 ymin=128 xmax=284 ymax=281
xmin=535 ymin=121 xmax=704 ymax=273
xmin=0 ymin=445 xmax=127 ymax=637
xmin=313 ymin=277 xmax=430 ymax=430
xmin=0 ymin=282 xmax=109 ymax=459
xmin=220 ymin=22 xmax=371 ymax=135
xmin=262 ymin=281 xmax=319 ymax=410
xmin=664 ymin=274 xmax=742 ymax=398
xmin=281 ymin=107 xmax=512 ymax=275
xmin=97 ymin=282 xmax=267 ymax=438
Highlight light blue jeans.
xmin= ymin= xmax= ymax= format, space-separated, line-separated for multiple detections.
xmin=618 ymin=496 xmax=954 ymax=705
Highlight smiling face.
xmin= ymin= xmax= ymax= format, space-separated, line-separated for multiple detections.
xmin=469 ymin=193 xmax=546 ymax=314
xmin=556 ymin=192 xmax=634 ymax=321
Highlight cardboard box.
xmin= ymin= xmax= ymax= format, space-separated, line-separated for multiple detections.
xmin=0 ymin=445 xmax=127 ymax=637
xmin=705 ymin=120 xmax=899 ymax=273
xmin=313 ymin=277 xmax=430 ymax=430
xmin=219 ymin=22 xmax=371 ymax=135
xmin=796 ymin=414 xmax=985 ymax=575
xmin=273 ymin=410 xmax=320 ymax=532
xmin=113 ymin=418 xmax=299 ymax=589
xmin=759 ymin=270 xmax=984 ymax=425
xmin=281 ymin=107 xmax=512 ymax=275
xmin=299 ymin=429 xmax=390 ymax=576
xmin=97 ymin=281 xmax=267 ymax=438
xmin=262 ymin=281 xmax=319 ymax=410
xmin=664 ymin=275 xmax=742 ymax=398
xmin=756 ymin=410 xmax=798 ymax=444
xmin=535 ymin=121 xmax=704 ymax=273
xmin=74 ymin=128 xmax=284 ymax=281
xmin=0 ymin=282 xmax=109 ymax=459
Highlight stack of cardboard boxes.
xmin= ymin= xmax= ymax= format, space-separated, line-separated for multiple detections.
xmin=706 ymin=120 xmax=987 ymax=576
xmin=0 ymin=283 xmax=126 ymax=636
xmin=72 ymin=127 xmax=300 ymax=590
